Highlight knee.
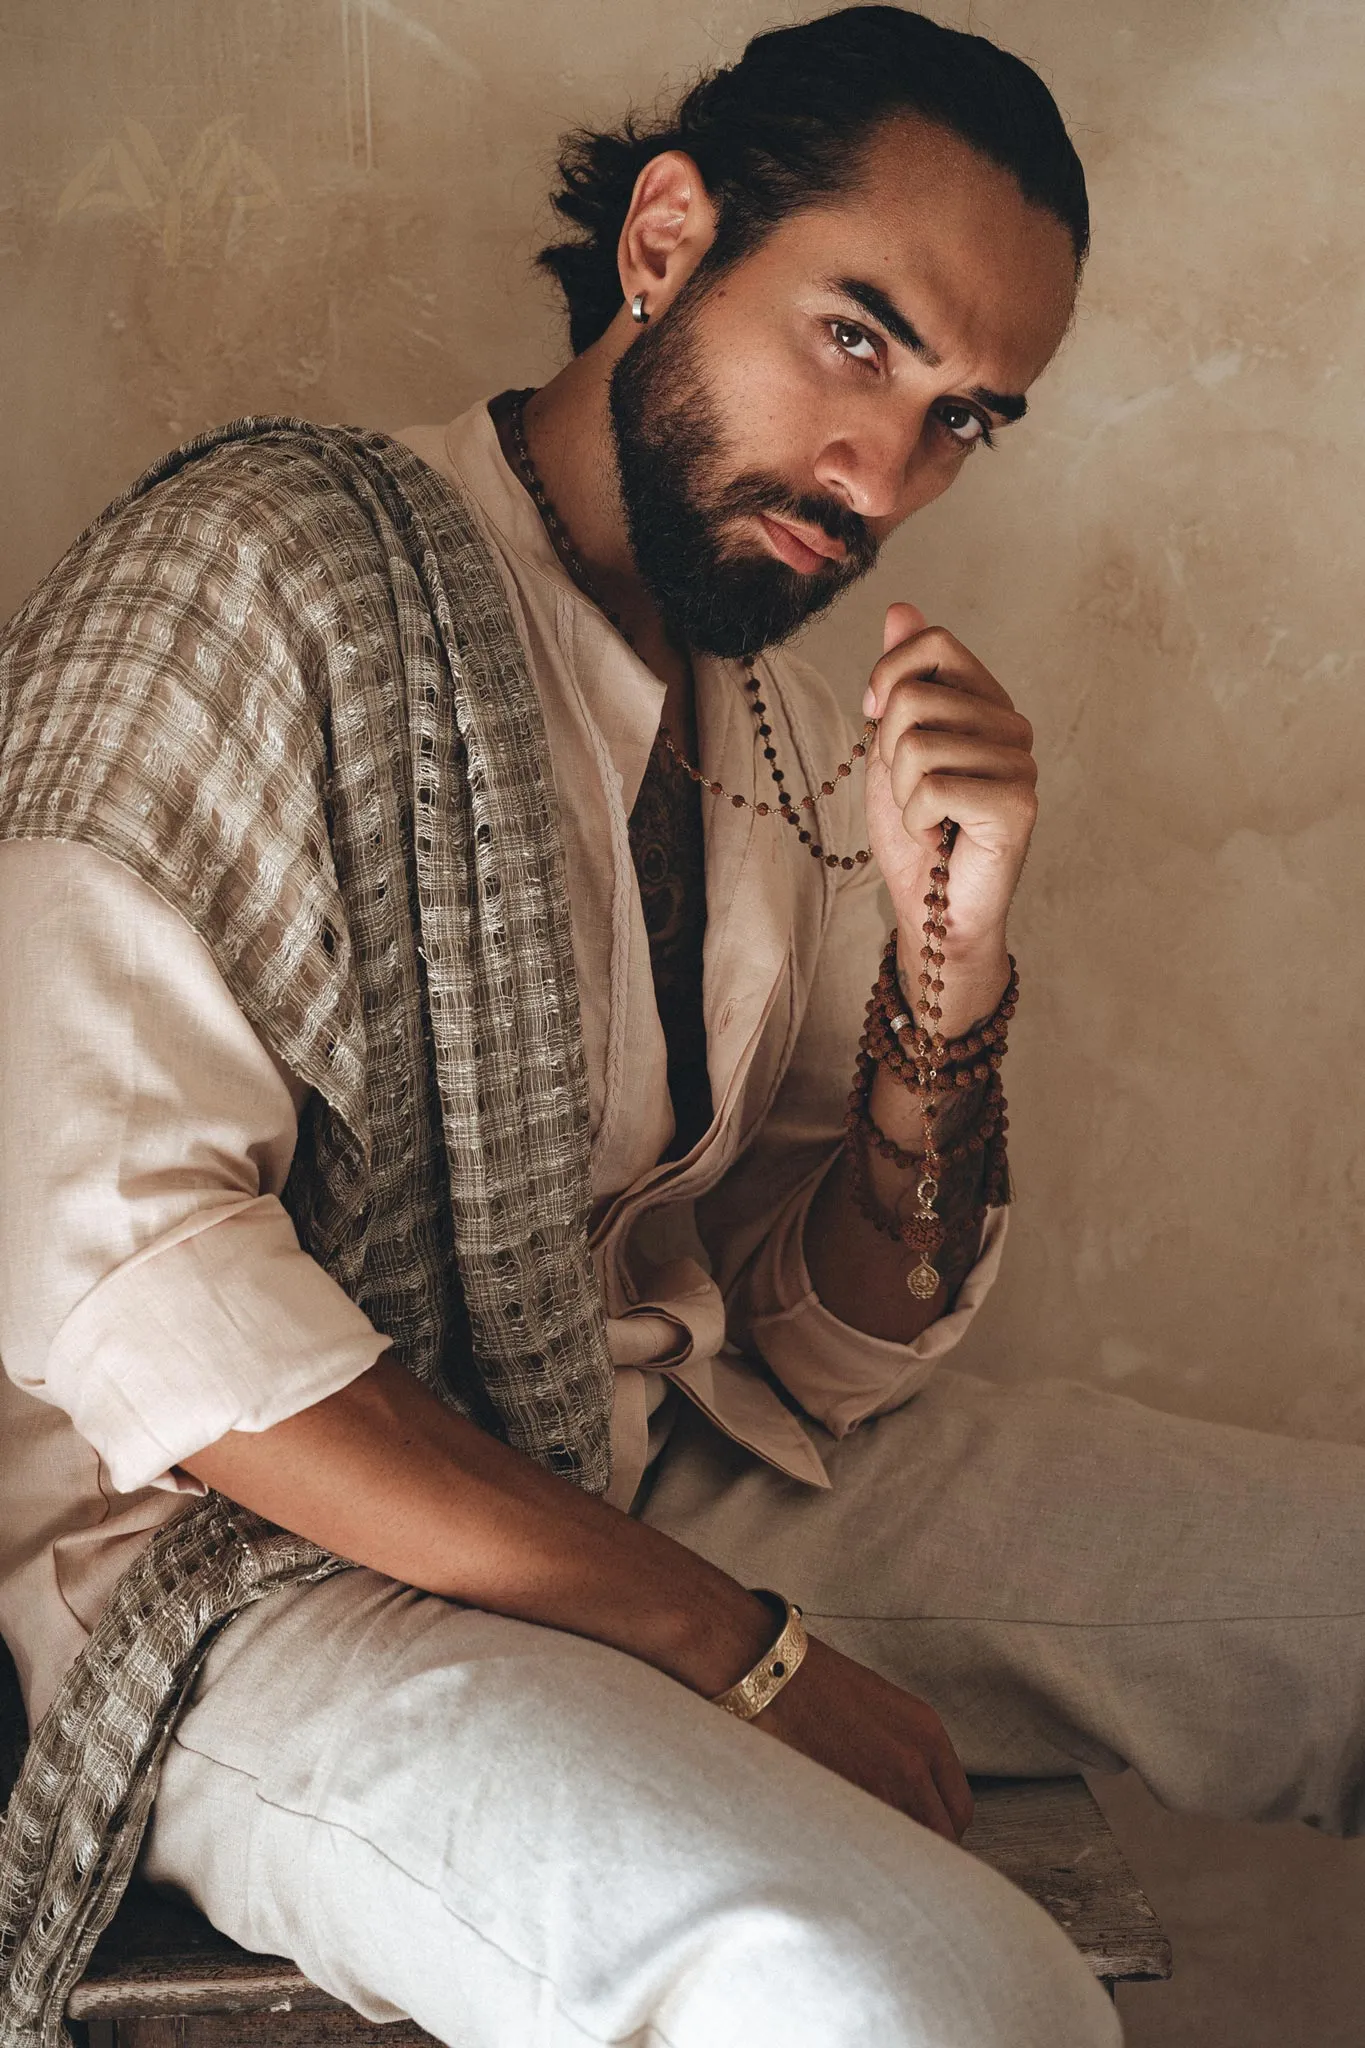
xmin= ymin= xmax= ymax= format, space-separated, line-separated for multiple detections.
xmin=656 ymin=1849 xmax=1120 ymax=2048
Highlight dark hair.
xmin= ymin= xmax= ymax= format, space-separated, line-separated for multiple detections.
xmin=537 ymin=5 xmax=1089 ymax=355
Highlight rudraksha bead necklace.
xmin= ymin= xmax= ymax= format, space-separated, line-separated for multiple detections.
xmin=505 ymin=389 xmax=875 ymax=870
xmin=500 ymin=387 xmax=1001 ymax=1286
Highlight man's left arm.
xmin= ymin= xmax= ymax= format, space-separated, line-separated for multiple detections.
xmin=804 ymin=599 xmax=1038 ymax=1341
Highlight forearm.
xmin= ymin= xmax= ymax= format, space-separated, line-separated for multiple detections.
xmin=183 ymin=1353 xmax=775 ymax=1695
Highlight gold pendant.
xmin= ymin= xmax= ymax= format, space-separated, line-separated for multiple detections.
xmin=907 ymin=1261 xmax=940 ymax=1300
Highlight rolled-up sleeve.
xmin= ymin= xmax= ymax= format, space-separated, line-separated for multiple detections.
xmin=0 ymin=839 xmax=389 ymax=1495
xmin=737 ymin=1167 xmax=1007 ymax=1436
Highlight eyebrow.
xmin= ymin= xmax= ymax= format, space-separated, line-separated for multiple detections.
xmin=828 ymin=274 xmax=1030 ymax=425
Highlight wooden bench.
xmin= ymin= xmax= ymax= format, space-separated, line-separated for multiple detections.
xmin=2 ymin=1644 xmax=1169 ymax=2043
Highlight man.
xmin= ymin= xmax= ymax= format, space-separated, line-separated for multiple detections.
xmin=2 ymin=9 xmax=1363 ymax=2046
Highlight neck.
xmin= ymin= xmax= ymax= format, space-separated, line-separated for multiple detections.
xmin=517 ymin=347 xmax=686 ymax=690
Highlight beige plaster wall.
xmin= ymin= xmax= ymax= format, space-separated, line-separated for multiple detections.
xmin=4 ymin=2 xmax=1364 ymax=2037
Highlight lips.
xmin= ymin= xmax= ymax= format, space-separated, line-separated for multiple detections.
xmin=755 ymin=513 xmax=846 ymax=574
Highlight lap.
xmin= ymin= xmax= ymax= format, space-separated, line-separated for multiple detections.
xmin=641 ymin=1370 xmax=1365 ymax=1824
xmin=142 ymin=1565 xmax=1115 ymax=2048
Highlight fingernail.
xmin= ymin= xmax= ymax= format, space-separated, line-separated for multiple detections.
xmin=862 ymin=685 xmax=876 ymax=717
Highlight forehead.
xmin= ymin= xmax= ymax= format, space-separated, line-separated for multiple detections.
xmin=752 ymin=116 xmax=1078 ymax=388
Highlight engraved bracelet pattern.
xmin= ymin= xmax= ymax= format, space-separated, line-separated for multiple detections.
xmin=710 ymin=1592 xmax=809 ymax=1721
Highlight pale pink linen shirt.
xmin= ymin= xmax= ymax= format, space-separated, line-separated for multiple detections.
xmin=0 ymin=401 xmax=1005 ymax=1723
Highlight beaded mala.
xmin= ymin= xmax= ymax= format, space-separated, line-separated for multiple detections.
xmin=868 ymin=948 xmax=1019 ymax=1093
xmin=502 ymin=384 xmax=1015 ymax=1288
xmin=504 ymin=389 xmax=876 ymax=870
xmin=662 ymin=671 xmax=874 ymax=871
xmin=846 ymin=908 xmax=1016 ymax=1300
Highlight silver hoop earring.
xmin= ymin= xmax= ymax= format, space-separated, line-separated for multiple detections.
xmin=630 ymin=292 xmax=650 ymax=325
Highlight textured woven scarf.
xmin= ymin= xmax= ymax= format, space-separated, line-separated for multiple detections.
xmin=0 ymin=417 xmax=615 ymax=2045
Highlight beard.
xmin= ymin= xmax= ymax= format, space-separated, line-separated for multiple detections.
xmin=608 ymin=280 xmax=880 ymax=659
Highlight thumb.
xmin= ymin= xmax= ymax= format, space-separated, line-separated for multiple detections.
xmin=864 ymin=602 xmax=931 ymax=718
xmin=883 ymin=601 xmax=928 ymax=656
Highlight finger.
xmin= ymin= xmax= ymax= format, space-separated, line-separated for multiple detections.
xmin=907 ymin=1711 xmax=974 ymax=1842
xmin=887 ymin=734 xmax=1037 ymax=813
xmin=881 ymin=679 xmax=1031 ymax=743
xmin=899 ymin=772 xmax=1039 ymax=845
xmin=876 ymin=685 xmax=1032 ymax=773
xmin=931 ymin=1747 xmax=975 ymax=1842
xmin=897 ymin=1757 xmax=958 ymax=1843
xmin=943 ymin=1773 xmax=974 ymax=1843
xmin=865 ymin=627 xmax=1011 ymax=720
xmin=883 ymin=600 xmax=928 ymax=657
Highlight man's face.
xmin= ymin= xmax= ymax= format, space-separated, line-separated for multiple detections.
xmin=609 ymin=117 xmax=1079 ymax=658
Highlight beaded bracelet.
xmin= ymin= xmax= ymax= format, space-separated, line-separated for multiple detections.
xmin=848 ymin=1121 xmax=982 ymax=1263
xmin=845 ymin=1085 xmax=1007 ymax=1178
xmin=867 ymin=935 xmax=1019 ymax=1094
xmin=845 ymin=934 xmax=1015 ymax=1293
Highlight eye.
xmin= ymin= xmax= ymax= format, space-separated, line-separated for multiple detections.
xmin=935 ymin=403 xmax=994 ymax=450
xmin=828 ymin=319 xmax=880 ymax=366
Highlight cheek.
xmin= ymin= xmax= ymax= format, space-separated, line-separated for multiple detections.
xmin=699 ymin=315 xmax=830 ymax=464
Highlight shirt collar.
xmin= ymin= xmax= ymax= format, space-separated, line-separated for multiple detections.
xmin=442 ymin=397 xmax=606 ymax=607
xmin=439 ymin=399 xmax=766 ymax=802
xmin=424 ymin=399 xmax=796 ymax=1134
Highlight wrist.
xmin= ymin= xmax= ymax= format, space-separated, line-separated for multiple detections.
xmin=641 ymin=1575 xmax=782 ymax=1697
xmin=894 ymin=932 xmax=1009 ymax=1043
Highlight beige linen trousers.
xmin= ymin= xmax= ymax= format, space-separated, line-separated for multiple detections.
xmin=142 ymin=1367 xmax=1365 ymax=2048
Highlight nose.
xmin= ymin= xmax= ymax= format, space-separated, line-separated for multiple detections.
xmin=812 ymin=419 xmax=916 ymax=524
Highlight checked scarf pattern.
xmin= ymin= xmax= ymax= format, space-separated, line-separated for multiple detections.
xmin=0 ymin=418 xmax=614 ymax=2044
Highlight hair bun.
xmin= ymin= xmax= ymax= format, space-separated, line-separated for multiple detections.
xmin=537 ymin=7 xmax=1088 ymax=356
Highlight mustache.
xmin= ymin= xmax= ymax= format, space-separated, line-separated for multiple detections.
xmin=713 ymin=471 xmax=879 ymax=574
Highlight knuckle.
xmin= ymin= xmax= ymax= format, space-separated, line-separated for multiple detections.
xmin=889 ymin=677 xmax=934 ymax=715
xmin=901 ymin=1751 xmax=934 ymax=1792
xmin=894 ymin=725 xmax=933 ymax=770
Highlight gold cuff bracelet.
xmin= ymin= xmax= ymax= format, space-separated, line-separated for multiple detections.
xmin=710 ymin=1591 xmax=808 ymax=1721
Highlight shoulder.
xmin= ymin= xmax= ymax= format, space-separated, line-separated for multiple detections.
xmin=0 ymin=432 xmax=375 ymax=781
xmin=2 ymin=428 xmax=383 ymax=668
xmin=91 ymin=429 xmax=371 ymax=585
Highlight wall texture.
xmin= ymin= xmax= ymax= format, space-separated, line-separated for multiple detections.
xmin=4 ymin=1 xmax=1364 ymax=2037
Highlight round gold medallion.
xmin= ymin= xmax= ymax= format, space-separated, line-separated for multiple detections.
xmin=907 ymin=1261 xmax=940 ymax=1300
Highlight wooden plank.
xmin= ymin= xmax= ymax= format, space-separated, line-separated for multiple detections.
xmin=966 ymin=1776 xmax=1172 ymax=1984
xmin=71 ymin=1889 xmax=328 ymax=2022
xmin=76 ymin=1775 xmax=1170 ymax=2027
xmin=118 ymin=2020 xmax=438 ymax=2048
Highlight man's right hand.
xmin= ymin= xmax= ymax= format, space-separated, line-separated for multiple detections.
xmin=184 ymin=1355 xmax=971 ymax=1843
xmin=760 ymin=1634 xmax=973 ymax=1843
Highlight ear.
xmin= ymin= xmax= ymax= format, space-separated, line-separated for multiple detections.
xmin=617 ymin=151 xmax=717 ymax=321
